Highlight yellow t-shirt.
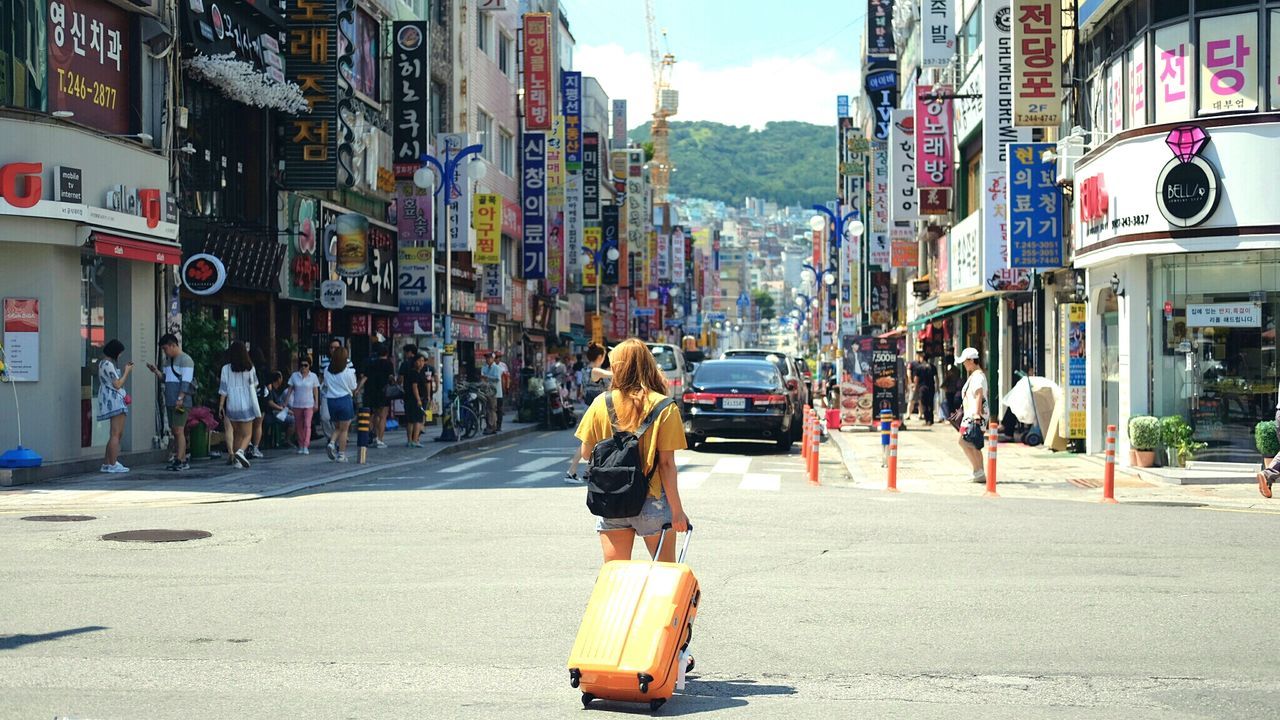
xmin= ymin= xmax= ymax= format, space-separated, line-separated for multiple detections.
xmin=574 ymin=389 xmax=687 ymax=498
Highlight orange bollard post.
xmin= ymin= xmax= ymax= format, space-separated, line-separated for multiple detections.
xmin=801 ymin=408 xmax=811 ymax=461
xmin=887 ymin=421 xmax=901 ymax=493
xmin=808 ymin=416 xmax=820 ymax=485
xmin=1101 ymin=424 xmax=1118 ymax=503
xmin=984 ymin=421 xmax=999 ymax=497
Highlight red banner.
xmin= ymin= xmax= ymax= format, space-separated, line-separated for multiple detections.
xmin=915 ymin=84 xmax=955 ymax=215
xmin=522 ymin=13 xmax=553 ymax=130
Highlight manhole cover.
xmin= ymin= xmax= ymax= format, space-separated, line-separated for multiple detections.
xmin=1068 ymin=478 xmax=1102 ymax=489
xmin=20 ymin=515 xmax=97 ymax=522
xmin=101 ymin=529 xmax=212 ymax=543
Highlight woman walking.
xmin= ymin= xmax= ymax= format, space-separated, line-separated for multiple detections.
xmin=323 ymin=347 xmax=363 ymax=462
xmin=573 ymin=339 xmax=690 ymax=562
xmin=248 ymin=346 xmax=270 ymax=459
xmin=97 ymin=339 xmax=134 ymax=473
xmin=402 ymin=352 xmax=428 ymax=447
xmin=954 ymin=347 xmax=988 ymax=483
xmin=217 ymin=341 xmax=262 ymax=469
xmin=364 ymin=343 xmax=396 ymax=449
xmin=286 ymin=357 xmax=322 ymax=454
xmin=565 ymin=343 xmax=612 ymax=484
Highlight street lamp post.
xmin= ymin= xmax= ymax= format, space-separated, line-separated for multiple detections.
xmin=581 ymin=241 xmax=620 ymax=322
xmin=809 ymin=204 xmax=863 ymax=371
xmin=416 ymin=143 xmax=486 ymax=442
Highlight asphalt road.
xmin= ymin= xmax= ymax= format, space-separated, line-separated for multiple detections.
xmin=2 ymin=429 xmax=1278 ymax=719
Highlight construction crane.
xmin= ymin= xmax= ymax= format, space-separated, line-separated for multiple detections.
xmin=645 ymin=0 xmax=677 ymax=204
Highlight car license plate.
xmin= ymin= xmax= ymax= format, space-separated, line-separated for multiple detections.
xmin=722 ymin=397 xmax=747 ymax=410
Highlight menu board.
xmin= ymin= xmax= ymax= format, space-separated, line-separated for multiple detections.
xmin=870 ymin=338 xmax=900 ymax=420
xmin=839 ymin=335 xmax=876 ymax=428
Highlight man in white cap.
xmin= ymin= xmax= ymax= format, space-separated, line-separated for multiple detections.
xmin=955 ymin=347 xmax=988 ymax=483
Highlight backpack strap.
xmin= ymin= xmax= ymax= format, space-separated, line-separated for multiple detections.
xmin=635 ymin=397 xmax=675 ymax=439
xmin=603 ymin=391 xmax=621 ymax=432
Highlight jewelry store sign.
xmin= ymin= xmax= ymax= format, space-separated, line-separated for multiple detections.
xmin=1186 ymin=303 xmax=1261 ymax=327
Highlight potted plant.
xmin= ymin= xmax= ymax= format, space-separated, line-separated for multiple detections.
xmin=1255 ymin=420 xmax=1280 ymax=466
xmin=1160 ymin=415 xmax=1204 ymax=467
xmin=1127 ymin=415 xmax=1160 ymax=467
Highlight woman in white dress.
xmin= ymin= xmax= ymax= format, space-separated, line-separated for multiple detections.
xmin=954 ymin=347 xmax=988 ymax=483
xmin=217 ymin=341 xmax=262 ymax=469
xmin=97 ymin=339 xmax=134 ymax=473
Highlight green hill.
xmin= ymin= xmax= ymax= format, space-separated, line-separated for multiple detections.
xmin=630 ymin=120 xmax=836 ymax=207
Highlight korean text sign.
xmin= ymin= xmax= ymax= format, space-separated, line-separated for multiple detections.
xmin=284 ymin=0 xmax=340 ymax=188
xmin=1012 ymin=0 xmax=1062 ymax=127
xmin=915 ymin=85 xmax=954 ymax=214
xmin=1006 ymin=143 xmax=1062 ymax=269
xmin=921 ymin=0 xmax=955 ymax=68
xmin=1198 ymin=12 xmax=1258 ymax=114
xmin=522 ymin=133 xmax=546 ymax=279
xmin=562 ymin=71 xmax=582 ymax=168
xmin=522 ymin=13 xmax=553 ymax=130
xmin=392 ymin=21 xmax=430 ymax=178
xmin=48 ymin=0 xmax=132 ymax=134
xmin=582 ymin=226 xmax=601 ymax=287
xmin=472 ymin=193 xmax=500 ymax=265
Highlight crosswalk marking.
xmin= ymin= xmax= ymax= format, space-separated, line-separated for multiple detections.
xmin=712 ymin=457 xmax=752 ymax=475
xmin=738 ymin=473 xmax=781 ymax=492
xmin=678 ymin=472 xmax=709 ymax=490
xmin=514 ymin=456 xmax=566 ymax=473
xmin=417 ymin=471 xmax=484 ymax=489
xmin=509 ymin=471 xmax=560 ymax=486
xmin=441 ymin=457 xmax=498 ymax=473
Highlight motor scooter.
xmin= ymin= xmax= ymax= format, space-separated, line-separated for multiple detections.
xmin=543 ymin=372 xmax=576 ymax=429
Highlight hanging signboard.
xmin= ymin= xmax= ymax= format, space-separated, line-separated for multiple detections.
xmin=392 ymin=21 xmax=430 ymax=178
xmin=283 ymin=0 xmax=340 ymax=189
xmin=1060 ymin=303 xmax=1086 ymax=439
xmin=396 ymin=246 xmax=433 ymax=334
xmin=522 ymin=132 xmax=546 ymax=279
xmin=611 ymin=99 xmax=627 ymax=150
xmin=865 ymin=67 xmax=898 ymax=141
xmin=1007 ymin=142 xmax=1063 ymax=269
xmin=921 ymin=0 xmax=956 ymax=68
xmin=867 ymin=0 xmax=896 ymax=56
xmin=441 ymin=133 xmax=472 ymax=252
xmin=889 ymin=108 xmax=917 ymax=229
xmin=582 ymin=226 xmax=601 ymax=287
xmin=472 ymin=193 xmax=500 ymax=265
xmin=582 ymin=132 xmax=601 ymax=220
xmin=562 ymin=70 xmax=583 ymax=169
xmin=601 ymin=204 xmax=620 ymax=285
xmin=869 ymin=142 xmax=891 ymax=266
xmin=916 ymin=85 xmax=954 ymax=214
xmin=1012 ymin=0 xmax=1062 ymax=127
xmin=522 ymin=13 xmax=553 ymax=130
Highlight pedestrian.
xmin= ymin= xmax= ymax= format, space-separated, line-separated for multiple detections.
xmin=248 ymin=346 xmax=269 ymax=460
xmin=482 ymin=352 xmax=505 ymax=432
xmin=496 ymin=351 xmax=511 ymax=411
xmin=397 ymin=343 xmax=419 ymax=378
xmin=1257 ymin=385 xmax=1280 ymax=498
xmin=364 ymin=343 xmax=396 ymax=448
xmin=905 ymin=363 xmax=921 ymax=420
xmin=286 ymin=356 xmax=321 ymax=455
xmin=145 ymin=333 xmax=194 ymax=471
xmin=909 ymin=358 xmax=937 ymax=426
xmin=565 ymin=343 xmax=612 ymax=483
xmin=574 ymin=338 xmax=690 ymax=563
xmin=97 ymin=339 xmax=134 ymax=474
xmin=402 ymin=352 xmax=429 ymax=447
xmin=323 ymin=346 xmax=363 ymax=462
xmin=217 ymin=341 xmax=261 ymax=469
xmin=954 ymin=347 xmax=988 ymax=484
xmin=261 ymin=371 xmax=293 ymax=444
xmin=318 ymin=339 xmax=342 ymax=439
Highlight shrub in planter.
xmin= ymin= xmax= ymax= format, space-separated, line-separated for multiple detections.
xmin=1255 ymin=420 xmax=1280 ymax=460
xmin=1127 ymin=415 xmax=1161 ymax=467
xmin=1160 ymin=415 xmax=1199 ymax=467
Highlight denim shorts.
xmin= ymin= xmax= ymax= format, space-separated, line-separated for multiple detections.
xmin=326 ymin=395 xmax=355 ymax=423
xmin=595 ymin=493 xmax=672 ymax=537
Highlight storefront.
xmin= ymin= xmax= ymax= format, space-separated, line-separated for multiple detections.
xmin=0 ymin=120 xmax=178 ymax=468
xmin=1073 ymin=116 xmax=1280 ymax=460
xmin=317 ymin=201 xmax=399 ymax=367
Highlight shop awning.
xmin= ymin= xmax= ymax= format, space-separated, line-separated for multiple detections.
xmin=907 ymin=298 xmax=989 ymax=331
xmin=93 ymin=232 xmax=181 ymax=265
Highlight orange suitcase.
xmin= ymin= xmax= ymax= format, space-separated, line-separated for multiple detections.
xmin=568 ymin=525 xmax=699 ymax=712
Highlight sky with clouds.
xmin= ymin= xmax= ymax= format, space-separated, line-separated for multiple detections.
xmin=560 ymin=0 xmax=865 ymax=130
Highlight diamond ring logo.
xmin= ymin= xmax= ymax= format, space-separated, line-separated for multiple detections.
xmin=1155 ymin=126 xmax=1220 ymax=228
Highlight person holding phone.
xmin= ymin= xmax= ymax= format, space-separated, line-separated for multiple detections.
xmin=98 ymin=339 xmax=134 ymax=473
xmin=146 ymin=334 xmax=194 ymax=471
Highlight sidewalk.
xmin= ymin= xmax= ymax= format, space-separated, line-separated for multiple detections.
xmin=0 ymin=414 xmax=538 ymax=514
xmin=826 ymin=419 xmax=1275 ymax=511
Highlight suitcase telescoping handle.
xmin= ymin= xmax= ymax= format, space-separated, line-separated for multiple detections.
xmin=652 ymin=522 xmax=693 ymax=564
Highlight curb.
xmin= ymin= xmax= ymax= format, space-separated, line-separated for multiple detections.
xmin=204 ymin=422 xmax=546 ymax=504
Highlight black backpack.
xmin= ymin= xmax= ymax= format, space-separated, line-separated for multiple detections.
xmin=585 ymin=394 xmax=675 ymax=519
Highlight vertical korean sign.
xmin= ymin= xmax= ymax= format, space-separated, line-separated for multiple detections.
xmin=522 ymin=13 xmax=552 ymax=130
xmin=2 ymin=298 xmax=39 ymax=381
xmin=889 ymin=108 xmax=917 ymax=241
xmin=545 ymin=117 xmax=565 ymax=289
xmin=921 ymin=0 xmax=955 ymax=68
xmin=1198 ymin=12 xmax=1258 ymax=115
xmin=562 ymin=71 xmax=583 ymax=169
xmin=625 ymin=152 xmax=645 ymax=286
xmin=392 ymin=21 xmax=429 ymax=179
xmin=671 ymin=228 xmax=686 ymax=284
xmin=1155 ymin=24 xmax=1192 ymax=122
xmin=611 ymin=99 xmax=628 ymax=150
xmin=47 ymin=0 xmax=134 ymax=135
xmin=1006 ymin=143 xmax=1062 ymax=270
xmin=982 ymin=0 xmax=1033 ymax=292
xmin=441 ymin=133 xmax=471 ymax=251
xmin=284 ymin=0 xmax=339 ymax=188
xmin=582 ymin=227 xmax=601 ymax=287
xmin=522 ymin=133 xmax=546 ymax=279
xmin=916 ymin=85 xmax=954 ymax=215
xmin=582 ymin=132 xmax=600 ymax=220
xmin=472 ymin=193 xmax=500 ymax=265
xmin=395 ymin=248 xmax=433 ymax=335
xmin=867 ymin=0 xmax=896 ymax=56
xmin=1128 ymin=38 xmax=1147 ymax=124
xmin=602 ymin=205 xmax=620 ymax=285
xmin=869 ymin=142 xmax=891 ymax=267
xmin=1060 ymin=303 xmax=1086 ymax=439
xmin=1012 ymin=0 xmax=1061 ymax=127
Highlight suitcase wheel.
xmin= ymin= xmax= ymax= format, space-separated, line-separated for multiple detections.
xmin=638 ymin=672 xmax=654 ymax=694
xmin=650 ymin=698 xmax=666 ymax=712
xmin=580 ymin=692 xmax=594 ymax=708
xmin=569 ymin=668 xmax=581 ymax=689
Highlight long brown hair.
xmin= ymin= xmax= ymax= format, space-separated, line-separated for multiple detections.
xmin=608 ymin=339 xmax=668 ymax=431
xmin=228 ymin=341 xmax=252 ymax=373
xmin=329 ymin=347 xmax=349 ymax=374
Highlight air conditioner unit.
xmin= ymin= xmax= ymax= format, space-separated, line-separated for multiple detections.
xmin=1055 ymin=134 xmax=1085 ymax=186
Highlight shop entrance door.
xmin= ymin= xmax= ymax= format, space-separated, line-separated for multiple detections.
xmin=1099 ymin=289 xmax=1121 ymax=438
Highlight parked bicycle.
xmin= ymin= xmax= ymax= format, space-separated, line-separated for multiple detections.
xmin=448 ymin=381 xmax=487 ymax=440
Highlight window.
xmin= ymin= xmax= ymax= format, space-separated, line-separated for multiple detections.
xmin=499 ymin=33 xmax=513 ymax=76
xmin=431 ymin=81 xmax=448 ymax=134
xmin=957 ymin=2 xmax=983 ymax=69
xmin=435 ymin=0 xmax=448 ymax=26
xmin=477 ymin=110 xmax=494 ymax=161
xmin=477 ymin=10 xmax=491 ymax=53
xmin=963 ymin=148 xmax=982 ymax=217
xmin=499 ymin=129 xmax=515 ymax=176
